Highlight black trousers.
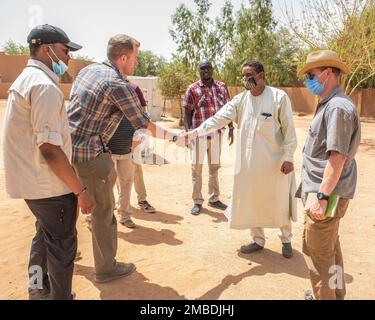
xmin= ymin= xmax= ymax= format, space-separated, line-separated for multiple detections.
xmin=25 ymin=193 xmax=78 ymax=300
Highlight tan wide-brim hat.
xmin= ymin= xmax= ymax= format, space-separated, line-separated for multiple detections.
xmin=298 ymin=50 xmax=350 ymax=76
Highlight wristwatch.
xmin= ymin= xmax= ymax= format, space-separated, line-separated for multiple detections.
xmin=317 ymin=192 xmax=329 ymax=201
xmin=172 ymin=135 xmax=178 ymax=142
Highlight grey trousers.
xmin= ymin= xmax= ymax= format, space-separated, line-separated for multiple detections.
xmin=74 ymin=153 xmax=118 ymax=276
xmin=25 ymin=193 xmax=78 ymax=300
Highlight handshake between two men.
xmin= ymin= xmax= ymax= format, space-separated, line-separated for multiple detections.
xmin=168 ymin=128 xmax=293 ymax=176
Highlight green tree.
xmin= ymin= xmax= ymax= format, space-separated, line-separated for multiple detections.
xmin=169 ymin=0 xmax=219 ymax=70
xmin=72 ymin=54 xmax=94 ymax=61
xmin=135 ymin=50 xmax=165 ymax=77
xmin=331 ymin=1 xmax=375 ymax=93
xmin=168 ymin=0 xmax=301 ymax=87
xmin=221 ymin=0 xmax=299 ymax=87
xmin=282 ymin=0 xmax=375 ymax=94
xmin=158 ymin=59 xmax=196 ymax=125
xmin=214 ymin=0 xmax=236 ymax=68
xmin=2 ymin=40 xmax=29 ymax=55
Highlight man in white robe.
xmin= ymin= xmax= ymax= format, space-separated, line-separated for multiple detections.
xmin=185 ymin=61 xmax=298 ymax=258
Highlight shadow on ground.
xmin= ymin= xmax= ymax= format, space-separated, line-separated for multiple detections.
xmin=74 ymin=264 xmax=186 ymax=300
xmin=200 ymin=207 xmax=228 ymax=224
xmin=131 ymin=208 xmax=184 ymax=225
xmin=198 ymin=248 xmax=310 ymax=300
xmin=118 ymin=225 xmax=183 ymax=246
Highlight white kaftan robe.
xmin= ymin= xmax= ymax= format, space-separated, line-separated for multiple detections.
xmin=195 ymin=86 xmax=298 ymax=229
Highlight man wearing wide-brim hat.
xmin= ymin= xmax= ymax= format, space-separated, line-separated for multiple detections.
xmin=298 ymin=49 xmax=361 ymax=300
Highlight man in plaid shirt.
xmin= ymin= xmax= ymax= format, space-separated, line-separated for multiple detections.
xmin=67 ymin=34 xmax=177 ymax=283
xmin=183 ymin=60 xmax=233 ymax=215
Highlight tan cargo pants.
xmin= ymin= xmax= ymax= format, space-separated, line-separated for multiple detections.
xmin=302 ymin=198 xmax=350 ymax=300
xmin=189 ymin=135 xmax=222 ymax=205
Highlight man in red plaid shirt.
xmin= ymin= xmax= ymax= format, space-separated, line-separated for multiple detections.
xmin=183 ymin=60 xmax=233 ymax=215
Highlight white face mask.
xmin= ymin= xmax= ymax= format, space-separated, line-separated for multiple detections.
xmin=47 ymin=47 xmax=68 ymax=76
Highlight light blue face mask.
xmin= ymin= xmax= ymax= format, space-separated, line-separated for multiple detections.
xmin=47 ymin=47 xmax=68 ymax=77
xmin=306 ymin=74 xmax=326 ymax=96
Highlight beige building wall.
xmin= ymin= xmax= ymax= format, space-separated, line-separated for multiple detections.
xmin=0 ymin=52 xmax=29 ymax=83
xmin=0 ymin=52 xmax=93 ymax=99
xmin=1 ymin=52 xmax=373 ymax=118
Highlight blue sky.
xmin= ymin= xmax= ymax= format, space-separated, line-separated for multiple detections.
xmin=0 ymin=0 xmax=301 ymax=61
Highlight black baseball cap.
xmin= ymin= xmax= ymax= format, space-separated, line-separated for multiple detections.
xmin=199 ymin=60 xmax=213 ymax=69
xmin=27 ymin=24 xmax=82 ymax=51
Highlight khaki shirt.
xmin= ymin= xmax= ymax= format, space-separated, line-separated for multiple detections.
xmin=301 ymin=86 xmax=361 ymax=200
xmin=2 ymin=59 xmax=72 ymax=199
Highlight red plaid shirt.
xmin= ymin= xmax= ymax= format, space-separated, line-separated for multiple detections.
xmin=183 ymin=80 xmax=229 ymax=133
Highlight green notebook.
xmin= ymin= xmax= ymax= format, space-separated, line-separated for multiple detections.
xmin=304 ymin=193 xmax=341 ymax=218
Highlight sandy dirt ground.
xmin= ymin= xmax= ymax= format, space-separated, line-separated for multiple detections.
xmin=0 ymin=99 xmax=374 ymax=300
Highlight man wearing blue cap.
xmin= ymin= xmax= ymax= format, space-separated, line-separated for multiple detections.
xmin=2 ymin=24 xmax=95 ymax=300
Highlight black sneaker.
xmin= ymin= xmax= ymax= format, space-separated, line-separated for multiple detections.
xmin=208 ymin=200 xmax=228 ymax=210
xmin=282 ymin=243 xmax=293 ymax=258
xmin=191 ymin=204 xmax=202 ymax=215
xmin=138 ymin=201 xmax=156 ymax=213
xmin=240 ymin=242 xmax=264 ymax=254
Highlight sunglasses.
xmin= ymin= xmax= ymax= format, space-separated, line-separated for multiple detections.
xmin=51 ymin=44 xmax=70 ymax=56
xmin=306 ymin=73 xmax=315 ymax=80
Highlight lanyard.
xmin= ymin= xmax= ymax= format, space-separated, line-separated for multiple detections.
xmin=99 ymin=135 xmax=110 ymax=153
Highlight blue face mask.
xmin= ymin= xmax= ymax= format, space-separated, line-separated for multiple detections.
xmin=306 ymin=74 xmax=326 ymax=96
xmin=47 ymin=47 xmax=68 ymax=77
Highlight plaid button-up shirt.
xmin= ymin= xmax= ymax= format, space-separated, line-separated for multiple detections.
xmin=67 ymin=60 xmax=150 ymax=163
xmin=183 ymin=80 xmax=229 ymax=134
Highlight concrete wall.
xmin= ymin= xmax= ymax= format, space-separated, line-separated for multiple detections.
xmin=67 ymin=59 xmax=93 ymax=80
xmin=165 ymin=86 xmax=374 ymax=119
xmin=0 ymin=52 xmax=93 ymax=99
xmin=1 ymin=51 xmax=373 ymax=119
xmin=0 ymin=52 xmax=29 ymax=83
xmin=360 ymin=89 xmax=375 ymax=118
xmin=349 ymin=89 xmax=375 ymax=118
xmin=0 ymin=83 xmax=11 ymax=99
xmin=229 ymin=87 xmax=319 ymax=115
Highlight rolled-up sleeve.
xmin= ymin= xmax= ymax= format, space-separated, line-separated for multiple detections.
xmin=325 ymin=107 xmax=354 ymax=156
xmin=29 ymin=84 xmax=65 ymax=147
xmin=109 ymin=81 xmax=150 ymax=130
